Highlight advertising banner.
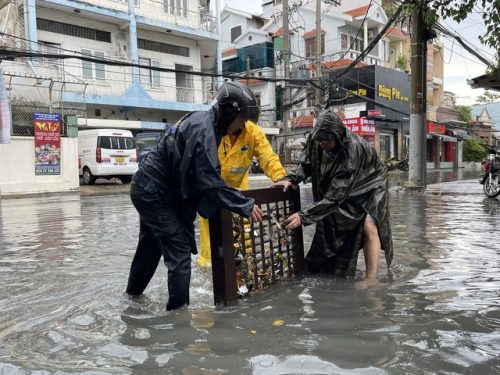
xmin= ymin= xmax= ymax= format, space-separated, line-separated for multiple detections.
xmin=343 ymin=117 xmax=376 ymax=135
xmin=34 ymin=112 xmax=61 ymax=175
xmin=343 ymin=117 xmax=375 ymax=147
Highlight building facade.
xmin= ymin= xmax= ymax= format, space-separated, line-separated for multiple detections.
xmin=470 ymin=108 xmax=500 ymax=147
xmin=0 ymin=0 xmax=219 ymax=196
xmin=221 ymin=1 xmax=449 ymax=164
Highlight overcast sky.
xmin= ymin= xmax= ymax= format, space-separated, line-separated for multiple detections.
xmin=222 ymin=0 xmax=494 ymax=106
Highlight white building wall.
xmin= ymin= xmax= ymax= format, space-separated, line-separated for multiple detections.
xmin=235 ymin=31 xmax=269 ymax=48
xmin=250 ymin=79 xmax=276 ymax=127
xmin=136 ymin=29 xmax=203 ymax=103
xmin=0 ymin=7 xmax=206 ymax=103
xmin=221 ymin=13 xmax=247 ymax=49
xmin=34 ymin=8 xmax=131 ymax=97
xmin=137 ymin=0 xmax=211 ymax=31
xmin=0 ymin=137 xmax=79 ymax=196
xmin=71 ymin=0 xmax=128 ymax=12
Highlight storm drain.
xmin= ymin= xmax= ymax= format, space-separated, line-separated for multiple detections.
xmin=209 ymin=187 xmax=305 ymax=305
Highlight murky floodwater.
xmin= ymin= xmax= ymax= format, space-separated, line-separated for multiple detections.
xmin=1 ymin=174 xmax=499 ymax=374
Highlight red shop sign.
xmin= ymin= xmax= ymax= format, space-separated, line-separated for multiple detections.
xmin=426 ymin=121 xmax=446 ymax=134
xmin=343 ymin=117 xmax=376 ymax=136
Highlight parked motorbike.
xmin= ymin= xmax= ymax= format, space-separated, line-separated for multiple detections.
xmin=250 ymin=158 xmax=263 ymax=174
xmin=479 ymin=144 xmax=500 ymax=198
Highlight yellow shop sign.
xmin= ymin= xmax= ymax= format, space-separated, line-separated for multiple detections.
xmin=347 ymin=88 xmax=367 ymax=97
xmin=378 ymin=84 xmax=408 ymax=102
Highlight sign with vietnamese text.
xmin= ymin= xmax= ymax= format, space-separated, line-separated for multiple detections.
xmin=34 ymin=112 xmax=61 ymax=175
xmin=343 ymin=117 xmax=376 ymax=136
xmin=378 ymin=84 xmax=409 ymax=102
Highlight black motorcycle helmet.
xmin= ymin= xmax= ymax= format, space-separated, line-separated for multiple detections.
xmin=216 ymin=81 xmax=260 ymax=134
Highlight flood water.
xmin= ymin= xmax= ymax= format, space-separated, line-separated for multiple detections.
xmin=1 ymin=174 xmax=499 ymax=374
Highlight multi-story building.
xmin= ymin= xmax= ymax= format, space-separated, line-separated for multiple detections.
xmin=222 ymin=2 xmax=391 ymax=158
xmin=0 ymin=0 xmax=219 ymax=196
xmin=221 ymin=1 xmax=449 ymax=163
xmin=220 ymin=6 xmax=279 ymax=148
xmin=470 ymin=107 xmax=500 ymax=147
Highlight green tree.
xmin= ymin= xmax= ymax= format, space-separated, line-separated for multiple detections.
xmin=476 ymin=90 xmax=500 ymax=104
xmin=430 ymin=0 xmax=500 ymax=54
xmin=463 ymin=138 xmax=488 ymax=162
xmin=455 ymin=105 xmax=472 ymax=123
xmin=395 ymin=55 xmax=409 ymax=71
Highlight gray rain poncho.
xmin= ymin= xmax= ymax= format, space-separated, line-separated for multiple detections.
xmin=285 ymin=109 xmax=393 ymax=276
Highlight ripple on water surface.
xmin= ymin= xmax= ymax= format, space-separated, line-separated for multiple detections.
xmin=0 ymin=190 xmax=499 ymax=373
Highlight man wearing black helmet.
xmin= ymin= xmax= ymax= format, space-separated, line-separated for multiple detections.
xmin=125 ymin=81 xmax=264 ymax=310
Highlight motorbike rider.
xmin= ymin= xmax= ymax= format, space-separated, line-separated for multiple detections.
xmin=125 ymin=81 xmax=264 ymax=310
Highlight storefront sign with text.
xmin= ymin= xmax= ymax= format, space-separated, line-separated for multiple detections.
xmin=378 ymin=84 xmax=409 ymax=102
xmin=343 ymin=117 xmax=376 ymax=136
xmin=426 ymin=121 xmax=446 ymax=134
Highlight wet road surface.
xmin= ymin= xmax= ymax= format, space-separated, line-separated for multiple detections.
xmin=1 ymin=172 xmax=499 ymax=374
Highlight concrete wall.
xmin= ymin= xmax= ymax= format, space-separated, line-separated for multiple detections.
xmin=462 ymin=162 xmax=482 ymax=171
xmin=0 ymin=137 xmax=79 ymax=197
xmin=221 ymin=12 xmax=248 ymax=49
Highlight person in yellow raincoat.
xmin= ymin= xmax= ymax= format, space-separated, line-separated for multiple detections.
xmin=197 ymin=120 xmax=286 ymax=267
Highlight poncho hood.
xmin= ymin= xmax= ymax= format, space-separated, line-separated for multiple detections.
xmin=311 ymin=109 xmax=347 ymax=149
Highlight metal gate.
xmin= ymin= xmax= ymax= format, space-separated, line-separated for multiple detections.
xmin=209 ymin=187 xmax=304 ymax=305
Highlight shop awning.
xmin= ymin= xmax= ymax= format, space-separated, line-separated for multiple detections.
xmin=447 ymin=129 xmax=471 ymax=140
xmin=427 ymin=133 xmax=457 ymax=142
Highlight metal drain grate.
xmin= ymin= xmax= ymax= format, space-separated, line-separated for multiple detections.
xmin=209 ymin=187 xmax=304 ymax=305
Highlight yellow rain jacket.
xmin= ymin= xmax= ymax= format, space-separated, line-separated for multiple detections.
xmin=197 ymin=121 xmax=286 ymax=267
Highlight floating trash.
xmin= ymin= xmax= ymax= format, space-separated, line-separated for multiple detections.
xmin=209 ymin=187 xmax=305 ymax=305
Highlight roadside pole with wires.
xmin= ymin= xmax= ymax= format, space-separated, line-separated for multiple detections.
xmin=408 ymin=3 xmax=427 ymax=190
xmin=315 ymin=0 xmax=322 ymax=118
xmin=282 ymin=0 xmax=291 ymax=164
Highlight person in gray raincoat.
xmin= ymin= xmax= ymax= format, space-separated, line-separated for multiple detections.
xmin=274 ymin=108 xmax=393 ymax=283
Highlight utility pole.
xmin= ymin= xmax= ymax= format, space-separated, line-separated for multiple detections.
xmin=408 ymin=4 xmax=427 ymax=190
xmin=282 ymin=0 xmax=291 ymax=163
xmin=246 ymin=56 xmax=251 ymax=86
xmin=215 ymin=0 xmax=223 ymax=89
xmin=315 ymin=0 xmax=322 ymax=117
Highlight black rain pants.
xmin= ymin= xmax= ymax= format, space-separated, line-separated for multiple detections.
xmin=126 ymin=181 xmax=195 ymax=311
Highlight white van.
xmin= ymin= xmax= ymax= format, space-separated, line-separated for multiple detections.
xmin=78 ymin=129 xmax=138 ymax=185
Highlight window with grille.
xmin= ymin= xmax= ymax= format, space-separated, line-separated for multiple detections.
xmin=39 ymin=41 xmax=61 ymax=68
xmin=137 ymin=38 xmax=189 ymax=57
xmin=175 ymin=64 xmax=194 ymax=103
xmin=341 ymin=33 xmax=348 ymax=49
xmin=350 ymin=36 xmax=364 ymax=52
xmin=139 ymin=58 xmax=161 ymax=87
xmin=81 ymin=49 xmax=105 ymax=80
xmin=304 ymin=34 xmax=325 ymax=58
xmin=163 ymin=0 xmax=188 ymax=17
xmin=37 ymin=18 xmax=111 ymax=42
